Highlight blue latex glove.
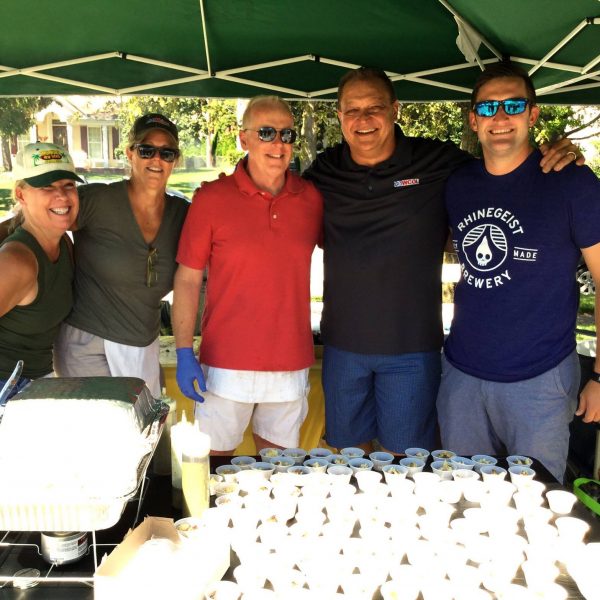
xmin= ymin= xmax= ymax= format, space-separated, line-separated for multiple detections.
xmin=175 ymin=348 xmax=206 ymax=403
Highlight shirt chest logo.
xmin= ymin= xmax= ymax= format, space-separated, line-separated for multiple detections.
xmin=393 ymin=178 xmax=420 ymax=188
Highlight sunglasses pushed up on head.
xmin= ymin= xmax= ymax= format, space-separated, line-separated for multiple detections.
xmin=133 ymin=143 xmax=180 ymax=163
xmin=243 ymin=126 xmax=297 ymax=144
xmin=473 ymin=98 xmax=529 ymax=118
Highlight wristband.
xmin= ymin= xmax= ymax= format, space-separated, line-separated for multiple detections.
xmin=591 ymin=371 xmax=600 ymax=384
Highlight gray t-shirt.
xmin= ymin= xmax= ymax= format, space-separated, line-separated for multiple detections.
xmin=67 ymin=180 xmax=188 ymax=346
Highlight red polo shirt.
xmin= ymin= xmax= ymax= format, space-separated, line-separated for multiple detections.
xmin=177 ymin=160 xmax=323 ymax=371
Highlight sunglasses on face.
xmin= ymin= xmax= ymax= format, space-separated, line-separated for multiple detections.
xmin=244 ymin=127 xmax=297 ymax=144
xmin=146 ymin=246 xmax=158 ymax=288
xmin=473 ymin=98 xmax=529 ymax=118
xmin=133 ymin=143 xmax=180 ymax=163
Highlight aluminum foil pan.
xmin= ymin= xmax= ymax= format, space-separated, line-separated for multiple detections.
xmin=0 ymin=377 xmax=168 ymax=531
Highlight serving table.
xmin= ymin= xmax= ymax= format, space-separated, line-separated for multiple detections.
xmin=0 ymin=457 xmax=597 ymax=599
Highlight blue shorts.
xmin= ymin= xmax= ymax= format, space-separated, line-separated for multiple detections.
xmin=322 ymin=345 xmax=441 ymax=452
xmin=437 ymin=351 xmax=580 ymax=483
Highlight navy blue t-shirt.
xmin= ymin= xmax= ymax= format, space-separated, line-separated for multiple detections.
xmin=444 ymin=150 xmax=600 ymax=382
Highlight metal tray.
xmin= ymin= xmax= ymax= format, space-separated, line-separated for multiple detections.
xmin=0 ymin=377 xmax=168 ymax=532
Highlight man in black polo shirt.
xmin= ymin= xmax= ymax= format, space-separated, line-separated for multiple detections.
xmin=303 ymin=67 xmax=581 ymax=454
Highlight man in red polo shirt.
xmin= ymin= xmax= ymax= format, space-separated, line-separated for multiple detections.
xmin=173 ymin=96 xmax=323 ymax=453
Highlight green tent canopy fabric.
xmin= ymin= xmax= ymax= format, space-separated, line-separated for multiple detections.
xmin=0 ymin=0 xmax=599 ymax=103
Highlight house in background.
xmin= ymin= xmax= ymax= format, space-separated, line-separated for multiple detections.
xmin=8 ymin=96 xmax=124 ymax=173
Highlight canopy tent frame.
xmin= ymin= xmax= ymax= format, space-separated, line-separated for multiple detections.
xmin=0 ymin=0 xmax=599 ymax=103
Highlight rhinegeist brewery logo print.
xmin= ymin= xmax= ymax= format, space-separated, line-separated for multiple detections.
xmin=463 ymin=224 xmax=507 ymax=272
xmin=454 ymin=207 xmax=538 ymax=289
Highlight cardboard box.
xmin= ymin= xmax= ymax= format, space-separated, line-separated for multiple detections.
xmin=94 ymin=516 xmax=229 ymax=600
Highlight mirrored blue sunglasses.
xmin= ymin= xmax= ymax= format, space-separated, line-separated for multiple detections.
xmin=473 ymin=98 xmax=529 ymax=117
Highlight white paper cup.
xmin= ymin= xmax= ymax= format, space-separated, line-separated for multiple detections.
xmin=470 ymin=455 xmax=497 ymax=473
xmin=437 ymin=480 xmax=462 ymax=503
xmin=233 ymin=564 xmax=266 ymax=592
xmin=480 ymin=465 xmax=507 ymax=482
xmin=369 ymin=451 xmax=394 ymax=471
xmin=231 ymin=456 xmax=256 ymax=470
xmin=431 ymin=460 xmax=455 ymax=481
xmin=355 ymin=469 xmax=383 ymax=491
xmin=380 ymin=579 xmax=419 ymax=600
xmin=282 ymin=447 xmax=307 ymax=465
xmin=216 ymin=464 xmax=242 ymax=482
xmin=308 ymin=447 xmax=333 ymax=460
xmin=522 ymin=559 xmax=559 ymax=590
xmin=204 ymin=580 xmax=241 ymax=600
xmin=508 ymin=465 xmax=536 ymax=487
xmin=555 ymin=516 xmax=590 ymax=543
xmin=382 ymin=463 xmax=409 ymax=483
xmin=340 ymin=446 xmax=365 ymax=459
xmin=399 ymin=457 xmax=425 ymax=477
xmin=326 ymin=464 xmax=353 ymax=484
xmin=546 ymin=489 xmax=577 ymax=514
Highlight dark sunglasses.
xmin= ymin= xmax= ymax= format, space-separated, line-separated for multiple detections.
xmin=244 ymin=127 xmax=297 ymax=144
xmin=473 ymin=98 xmax=529 ymax=118
xmin=146 ymin=247 xmax=158 ymax=288
xmin=134 ymin=143 xmax=180 ymax=163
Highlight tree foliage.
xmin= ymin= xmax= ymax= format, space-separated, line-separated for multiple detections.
xmin=532 ymin=105 xmax=585 ymax=144
xmin=398 ymin=102 xmax=464 ymax=146
xmin=289 ymin=100 xmax=340 ymax=169
xmin=0 ymin=97 xmax=50 ymax=170
xmin=114 ymin=97 xmax=243 ymax=167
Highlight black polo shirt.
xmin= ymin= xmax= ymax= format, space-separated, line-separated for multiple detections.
xmin=304 ymin=125 xmax=471 ymax=355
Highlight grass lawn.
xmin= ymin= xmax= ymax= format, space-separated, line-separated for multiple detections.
xmin=0 ymin=167 xmax=230 ymax=217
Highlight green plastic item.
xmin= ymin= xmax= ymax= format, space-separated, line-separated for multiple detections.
xmin=573 ymin=478 xmax=600 ymax=516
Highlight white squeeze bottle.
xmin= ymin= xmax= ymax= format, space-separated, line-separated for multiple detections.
xmin=181 ymin=420 xmax=211 ymax=518
xmin=170 ymin=410 xmax=193 ymax=509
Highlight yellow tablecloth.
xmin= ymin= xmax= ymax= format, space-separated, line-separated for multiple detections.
xmin=160 ymin=338 xmax=331 ymax=454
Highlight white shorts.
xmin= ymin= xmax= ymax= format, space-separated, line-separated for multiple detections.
xmin=194 ymin=392 xmax=309 ymax=451
xmin=53 ymin=323 xmax=161 ymax=398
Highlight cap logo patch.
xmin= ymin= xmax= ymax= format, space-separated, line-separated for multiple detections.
xmin=35 ymin=149 xmax=67 ymax=166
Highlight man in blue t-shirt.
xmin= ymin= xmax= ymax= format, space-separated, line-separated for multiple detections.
xmin=438 ymin=62 xmax=600 ymax=482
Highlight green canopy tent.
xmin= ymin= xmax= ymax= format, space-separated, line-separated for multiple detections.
xmin=0 ymin=0 xmax=599 ymax=103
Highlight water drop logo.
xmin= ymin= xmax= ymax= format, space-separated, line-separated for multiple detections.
xmin=463 ymin=224 xmax=507 ymax=272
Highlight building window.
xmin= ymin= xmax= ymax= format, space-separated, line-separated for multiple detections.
xmin=87 ymin=127 xmax=103 ymax=160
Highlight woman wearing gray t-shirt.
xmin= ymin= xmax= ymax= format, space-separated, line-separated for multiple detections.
xmin=54 ymin=114 xmax=188 ymax=397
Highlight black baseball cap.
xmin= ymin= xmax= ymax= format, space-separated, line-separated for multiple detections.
xmin=132 ymin=113 xmax=178 ymax=142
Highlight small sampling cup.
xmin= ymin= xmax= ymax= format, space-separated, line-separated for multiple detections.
xmin=341 ymin=446 xmax=365 ymax=459
xmin=308 ymin=447 xmax=333 ymax=460
xmin=480 ymin=465 xmax=507 ymax=482
xmin=215 ymin=464 xmax=241 ymax=482
xmin=404 ymin=447 xmax=430 ymax=460
xmin=369 ymin=451 xmax=394 ymax=471
xmin=555 ymin=516 xmax=590 ymax=543
xmin=508 ymin=465 xmax=536 ymax=486
xmin=355 ymin=469 xmax=383 ymax=491
xmin=231 ymin=456 xmax=256 ymax=470
xmin=258 ymin=447 xmax=282 ymax=462
xmin=282 ymin=447 xmax=307 ymax=465
xmin=470 ymin=454 xmax=497 ymax=473
xmin=431 ymin=460 xmax=455 ymax=481
xmin=303 ymin=457 xmax=329 ymax=473
xmin=348 ymin=457 xmax=374 ymax=473
xmin=399 ymin=457 xmax=425 ymax=478
xmin=268 ymin=456 xmax=296 ymax=473
xmin=382 ymin=463 xmax=409 ymax=483
xmin=506 ymin=455 xmax=533 ymax=469
xmin=546 ymin=489 xmax=577 ymax=514
xmin=450 ymin=456 xmax=476 ymax=471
